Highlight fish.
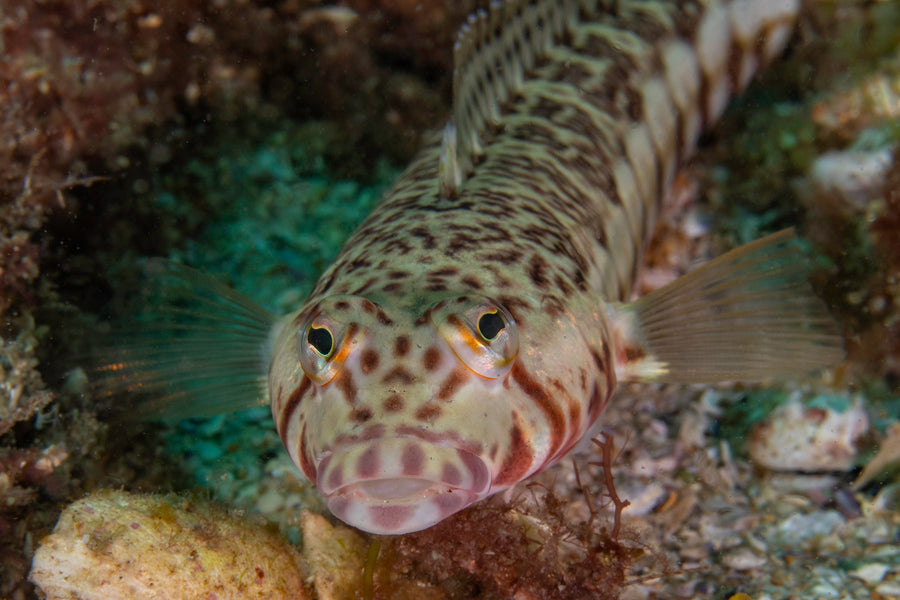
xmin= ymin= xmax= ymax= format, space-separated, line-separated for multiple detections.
xmin=100 ymin=0 xmax=843 ymax=535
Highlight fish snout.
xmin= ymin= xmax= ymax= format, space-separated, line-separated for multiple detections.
xmin=317 ymin=438 xmax=491 ymax=534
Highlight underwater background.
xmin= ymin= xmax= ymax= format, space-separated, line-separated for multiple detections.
xmin=2 ymin=1 xmax=900 ymax=598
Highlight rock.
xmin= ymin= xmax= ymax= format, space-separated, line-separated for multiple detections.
xmin=29 ymin=489 xmax=310 ymax=600
xmin=747 ymin=394 xmax=868 ymax=472
xmin=300 ymin=510 xmax=368 ymax=600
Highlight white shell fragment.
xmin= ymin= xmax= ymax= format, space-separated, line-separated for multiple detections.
xmin=29 ymin=489 xmax=310 ymax=600
xmin=809 ymin=148 xmax=894 ymax=212
xmin=747 ymin=394 xmax=869 ymax=472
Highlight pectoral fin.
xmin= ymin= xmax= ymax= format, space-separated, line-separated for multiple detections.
xmin=610 ymin=229 xmax=843 ymax=383
xmin=94 ymin=259 xmax=278 ymax=420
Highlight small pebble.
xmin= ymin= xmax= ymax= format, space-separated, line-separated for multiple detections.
xmin=255 ymin=488 xmax=285 ymax=514
xmin=723 ymin=548 xmax=767 ymax=570
xmin=849 ymin=563 xmax=889 ymax=584
xmin=875 ymin=581 xmax=900 ymax=596
xmin=809 ymin=581 xmax=841 ymax=598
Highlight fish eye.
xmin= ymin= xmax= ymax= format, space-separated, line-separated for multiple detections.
xmin=298 ymin=314 xmax=353 ymax=385
xmin=307 ymin=325 xmax=334 ymax=357
xmin=477 ymin=310 xmax=505 ymax=341
xmin=432 ymin=296 xmax=518 ymax=379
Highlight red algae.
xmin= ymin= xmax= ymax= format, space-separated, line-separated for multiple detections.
xmin=371 ymin=436 xmax=641 ymax=600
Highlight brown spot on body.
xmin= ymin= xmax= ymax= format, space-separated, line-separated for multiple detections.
xmin=383 ymin=366 xmax=416 ymax=385
xmin=431 ymin=266 xmax=460 ymax=277
xmin=415 ymin=403 xmax=442 ymax=422
xmin=347 ymin=256 xmax=371 ymax=273
xmin=410 ymin=226 xmax=438 ymax=249
xmin=423 ymin=346 xmax=442 ymax=371
xmin=375 ymin=308 xmax=393 ymax=326
xmin=360 ymin=348 xmax=380 ymax=374
xmin=351 ymin=277 xmax=377 ymax=295
xmin=394 ymin=425 xmax=484 ymax=457
xmin=480 ymin=249 xmax=522 ymax=265
xmin=332 ymin=425 xmax=388 ymax=449
xmin=383 ymin=394 xmax=404 ymax=412
xmin=335 ymin=300 xmax=350 ymax=311
xmin=334 ymin=370 xmax=358 ymax=406
xmin=350 ymin=406 xmax=373 ymax=423
xmin=461 ymin=275 xmax=483 ymax=290
xmin=527 ymin=254 xmax=551 ymax=289
xmin=447 ymin=233 xmax=476 ymax=254
xmin=394 ymin=335 xmax=411 ymax=357
xmin=541 ymin=294 xmax=565 ymax=317
xmin=437 ymin=369 xmax=469 ymax=401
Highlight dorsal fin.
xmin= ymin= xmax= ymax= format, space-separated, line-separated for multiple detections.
xmin=439 ymin=0 xmax=594 ymax=198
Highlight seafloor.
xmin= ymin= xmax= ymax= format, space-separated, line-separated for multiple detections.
xmin=3 ymin=1 xmax=900 ymax=599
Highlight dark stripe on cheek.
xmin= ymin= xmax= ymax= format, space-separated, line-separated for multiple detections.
xmin=510 ymin=362 xmax=565 ymax=458
xmin=588 ymin=380 xmax=611 ymax=424
xmin=493 ymin=422 xmax=533 ymax=487
xmin=278 ymin=376 xmax=311 ymax=442
xmin=297 ymin=423 xmax=317 ymax=485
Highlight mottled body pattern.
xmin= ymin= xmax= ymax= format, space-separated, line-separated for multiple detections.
xmin=266 ymin=0 xmax=802 ymax=534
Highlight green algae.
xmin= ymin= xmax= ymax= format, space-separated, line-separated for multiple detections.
xmin=151 ymin=119 xmax=402 ymax=313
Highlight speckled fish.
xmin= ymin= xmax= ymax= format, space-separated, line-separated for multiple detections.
xmin=102 ymin=0 xmax=842 ymax=535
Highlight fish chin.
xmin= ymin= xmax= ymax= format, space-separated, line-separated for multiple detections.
xmin=316 ymin=439 xmax=492 ymax=534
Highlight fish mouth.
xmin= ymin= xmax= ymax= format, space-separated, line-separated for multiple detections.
xmin=317 ymin=438 xmax=491 ymax=535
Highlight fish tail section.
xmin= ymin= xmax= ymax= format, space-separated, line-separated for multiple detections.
xmin=610 ymin=229 xmax=844 ymax=383
xmin=94 ymin=260 xmax=278 ymax=420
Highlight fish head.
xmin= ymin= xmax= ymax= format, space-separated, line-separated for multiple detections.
xmin=267 ymin=292 xmax=584 ymax=534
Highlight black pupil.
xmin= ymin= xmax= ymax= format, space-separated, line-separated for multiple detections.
xmin=308 ymin=326 xmax=334 ymax=356
xmin=477 ymin=311 xmax=505 ymax=341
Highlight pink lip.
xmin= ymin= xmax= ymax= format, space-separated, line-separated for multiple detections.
xmin=316 ymin=438 xmax=491 ymax=534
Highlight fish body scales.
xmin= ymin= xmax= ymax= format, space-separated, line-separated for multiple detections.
xmin=265 ymin=0 xmax=813 ymax=534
